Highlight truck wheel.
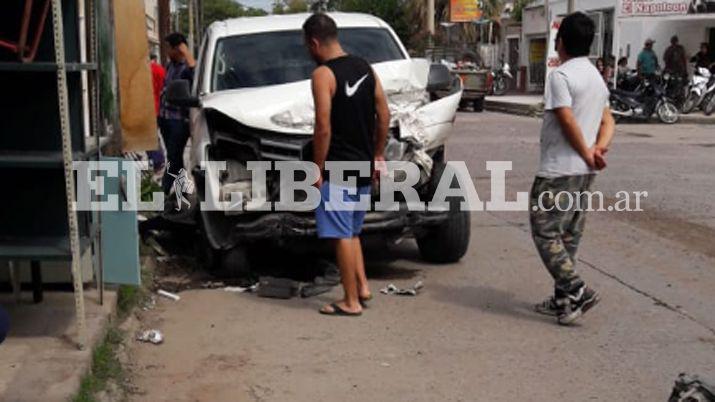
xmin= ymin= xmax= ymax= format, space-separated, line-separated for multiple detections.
xmin=473 ymin=97 xmax=484 ymax=112
xmin=197 ymin=222 xmax=222 ymax=271
xmin=417 ymin=162 xmax=470 ymax=263
xmin=417 ymin=205 xmax=470 ymax=263
xmin=219 ymin=247 xmax=251 ymax=278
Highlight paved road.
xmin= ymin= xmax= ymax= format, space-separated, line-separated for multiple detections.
xmin=127 ymin=113 xmax=715 ymax=402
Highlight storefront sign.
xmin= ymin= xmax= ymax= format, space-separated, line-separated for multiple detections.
xmin=619 ymin=0 xmax=713 ymax=17
xmin=450 ymin=0 xmax=482 ymax=22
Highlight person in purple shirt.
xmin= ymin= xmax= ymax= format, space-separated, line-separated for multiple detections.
xmin=159 ymin=33 xmax=195 ymax=194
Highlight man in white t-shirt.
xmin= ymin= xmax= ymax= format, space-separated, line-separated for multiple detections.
xmin=530 ymin=12 xmax=615 ymax=325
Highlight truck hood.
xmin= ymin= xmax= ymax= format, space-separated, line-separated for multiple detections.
xmin=200 ymin=58 xmax=436 ymax=135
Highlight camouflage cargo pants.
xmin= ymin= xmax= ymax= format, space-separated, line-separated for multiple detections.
xmin=529 ymin=174 xmax=595 ymax=294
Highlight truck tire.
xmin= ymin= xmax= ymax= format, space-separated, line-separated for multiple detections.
xmin=473 ymin=97 xmax=485 ymax=112
xmin=417 ymin=161 xmax=470 ymax=263
xmin=416 ymin=206 xmax=470 ymax=263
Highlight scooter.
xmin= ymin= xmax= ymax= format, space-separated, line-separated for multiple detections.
xmin=491 ymin=61 xmax=512 ymax=96
xmin=610 ymin=78 xmax=679 ymax=124
xmin=681 ymin=67 xmax=715 ymax=115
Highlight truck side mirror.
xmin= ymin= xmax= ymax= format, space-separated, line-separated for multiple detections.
xmin=427 ymin=64 xmax=451 ymax=92
xmin=165 ymin=79 xmax=200 ymax=108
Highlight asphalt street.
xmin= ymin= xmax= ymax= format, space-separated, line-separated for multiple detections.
xmin=126 ymin=112 xmax=715 ymax=402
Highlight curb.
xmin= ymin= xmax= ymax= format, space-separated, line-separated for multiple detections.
xmin=484 ymin=99 xmax=543 ymax=118
xmin=485 ymin=99 xmax=715 ymax=124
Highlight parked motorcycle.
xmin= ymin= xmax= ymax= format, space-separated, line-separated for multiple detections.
xmin=681 ymin=67 xmax=715 ymax=115
xmin=491 ymin=61 xmax=512 ymax=96
xmin=660 ymin=72 xmax=688 ymax=109
xmin=610 ymin=78 xmax=679 ymax=124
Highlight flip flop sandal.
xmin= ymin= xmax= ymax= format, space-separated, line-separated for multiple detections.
xmin=359 ymin=294 xmax=373 ymax=308
xmin=319 ymin=303 xmax=362 ymax=317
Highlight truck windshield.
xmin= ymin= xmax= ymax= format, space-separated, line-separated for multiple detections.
xmin=211 ymin=27 xmax=404 ymax=91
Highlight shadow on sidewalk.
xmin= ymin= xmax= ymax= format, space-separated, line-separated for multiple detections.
xmin=429 ymin=283 xmax=554 ymax=325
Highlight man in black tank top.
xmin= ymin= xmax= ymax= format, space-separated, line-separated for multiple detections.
xmin=303 ymin=13 xmax=390 ymax=316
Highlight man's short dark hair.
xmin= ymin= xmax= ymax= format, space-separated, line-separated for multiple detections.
xmin=556 ymin=12 xmax=595 ymax=57
xmin=302 ymin=13 xmax=338 ymax=42
xmin=671 ymin=35 xmax=679 ymax=44
xmin=165 ymin=32 xmax=187 ymax=48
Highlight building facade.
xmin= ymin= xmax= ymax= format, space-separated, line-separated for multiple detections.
xmin=520 ymin=0 xmax=715 ymax=92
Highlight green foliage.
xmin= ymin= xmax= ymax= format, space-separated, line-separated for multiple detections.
xmin=73 ymin=328 xmax=125 ymax=402
xmin=511 ymin=0 xmax=535 ymax=22
xmin=140 ymin=175 xmax=161 ymax=203
xmin=336 ymin=0 xmax=411 ymax=48
xmin=175 ymin=0 xmax=268 ymax=34
xmin=272 ymin=0 xmax=310 ymax=14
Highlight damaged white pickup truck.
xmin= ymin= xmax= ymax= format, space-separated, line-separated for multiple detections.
xmin=166 ymin=12 xmax=469 ymax=272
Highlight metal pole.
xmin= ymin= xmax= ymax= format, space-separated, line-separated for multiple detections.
xmin=568 ymin=0 xmax=576 ymax=13
xmin=188 ymin=0 xmax=195 ymax=54
xmin=544 ymin=0 xmax=550 ymax=36
xmin=158 ymin=0 xmax=170 ymax=62
xmin=52 ymin=0 xmax=87 ymax=350
xmin=428 ymin=0 xmax=435 ymax=41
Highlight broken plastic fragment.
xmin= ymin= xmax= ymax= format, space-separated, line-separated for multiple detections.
xmin=157 ymin=289 xmax=180 ymax=301
xmin=137 ymin=329 xmax=163 ymax=345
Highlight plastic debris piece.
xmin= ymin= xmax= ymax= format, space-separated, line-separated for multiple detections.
xmin=141 ymin=296 xmax=156 ymax=311
xmin=223 ymin=284 xmax=258 ymax=293
xmin=157 ymin=289 xmax=180 ymax=301
xmin=380 ymin=280 xmax=424 ymax=296
xmin=136 ymin=329 xmax=163 ymax=345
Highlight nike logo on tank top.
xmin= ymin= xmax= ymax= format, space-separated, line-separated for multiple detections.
xmin=322 ymin=55 xmax=376 ymax=186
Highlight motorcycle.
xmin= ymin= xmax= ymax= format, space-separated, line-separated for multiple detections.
xmin=610 ymin=78 xmax=680 ymax=124
xmin=491 ymin=61 xmax=512 ymax=96
xmin=681 ymin=67 xmax=715 ymax=115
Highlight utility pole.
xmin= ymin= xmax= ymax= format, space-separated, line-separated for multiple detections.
xmin=188 ymin=0 xmax=195 ymax=54
xmin=567 ymin=0 xmax=576 ymax=13
xmin=158 ymin=0 xmax=170 ymax=62
xmin=427 ymin=0 xmax=435 ymax=46
xmin=544 ymin=0 xmax=549 ymax=39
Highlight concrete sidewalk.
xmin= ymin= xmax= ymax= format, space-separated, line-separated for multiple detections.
xmin=0 ymin=290 xmax=117 ymax=401
xmin=485 ymin=94 xmax=715 ymax=124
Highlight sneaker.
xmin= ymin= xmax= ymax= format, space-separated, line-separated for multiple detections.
xmin=534 ymin=296 xmax=559 ymax=316
xmin=556 ymin=286 xmax=600 ymax=325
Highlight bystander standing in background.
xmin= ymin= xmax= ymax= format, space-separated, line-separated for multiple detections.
xmin=663 ymin=35 xmax=688 ymax=78
xmin=637 ymin=38 xmax=659 ymax=79
xmin=147 ymin=53 xmax=166 ymax=173
xmin=159 ymin=33 xmax=195 ymax=194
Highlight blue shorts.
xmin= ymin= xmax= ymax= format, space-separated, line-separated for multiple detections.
xmin=316 ymin=182 xmax=371 ymax=239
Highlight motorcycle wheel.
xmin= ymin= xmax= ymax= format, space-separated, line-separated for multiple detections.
xmin=657 ymin=101 xmax=679 ymax=124
xmin=704 ymin=94 xmax=715 ymax=116
xmin=493 ymin=78 xmax=507 ymax=96
xmin=680 ymin=93 xmax=699 ymax=114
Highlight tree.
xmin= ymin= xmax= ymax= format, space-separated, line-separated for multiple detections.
xmin=511 ymin=0 xmax=535 ymax=22
xmin=175 ymin=0 xmax=267 ymax=34
xmin=337 ymin=0 xmax=411 ymax=47
xmin=272 ymin=0 xmax=310 ymax=14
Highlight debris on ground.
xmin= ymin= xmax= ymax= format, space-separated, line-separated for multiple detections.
xmin=380 ymin=281 xmax=424 ymax=296
xmin=202 ymin=281 xmax=226 ymax=289
xmin=669 ymin=373 xmax=715 ymax=402
xmin=224 ymin=284 xmax=258 ymax=293
xmin=257 ymin=277 xmax=299 ymax=299
xmin=136 ymin=329 xmax=164 ymax=345
xmin=141 ymin=297 xmax=156 ymax=311
xmin=300 ymin=270 xmax=341 ymax=298
xmin=157 ymin=289 xmax=180 ymax=301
